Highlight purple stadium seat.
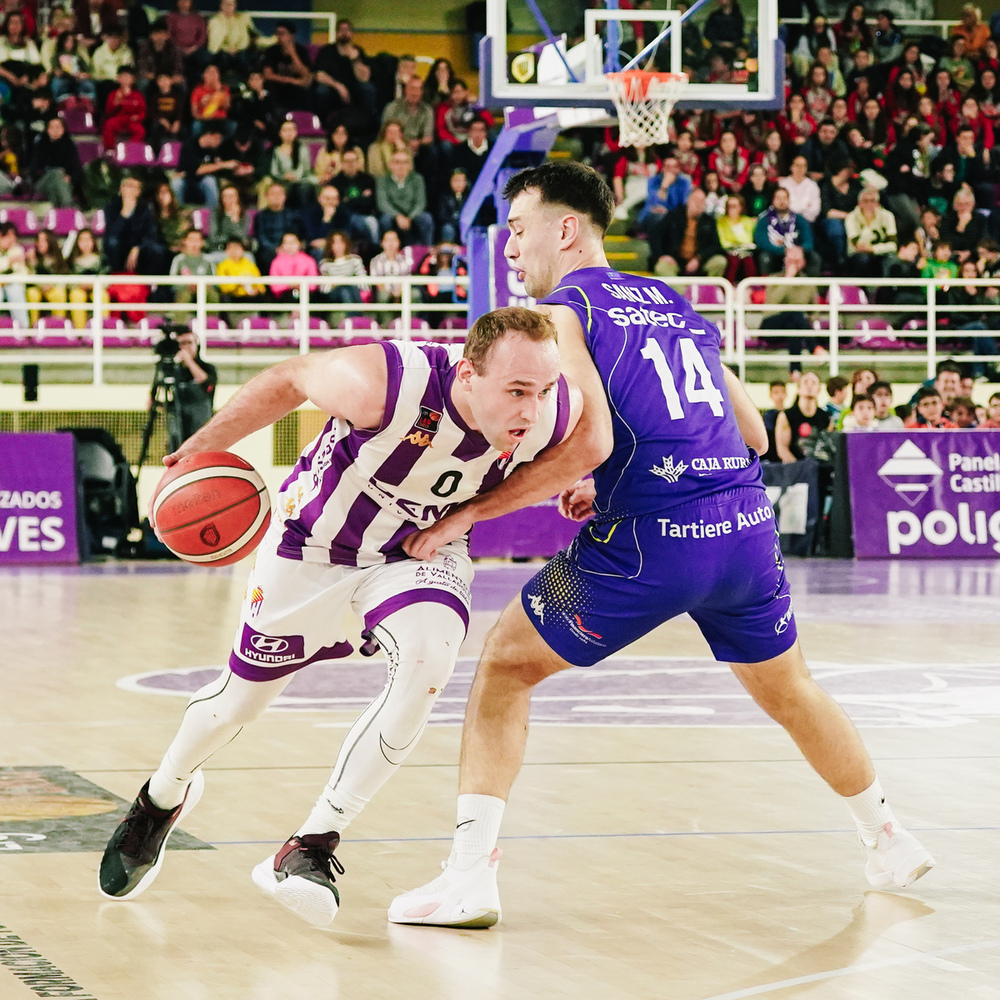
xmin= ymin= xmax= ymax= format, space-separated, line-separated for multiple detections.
xmin=388 ymin=317 xmax=431 ymax=339
xmin=60 ymin=108 xmax=96 ymax=134
xmin=157 ymin=142 xmax=181 ymax=169
xmin=337 ymin=316 xmax=380 ymax=331
xmin=850 ymin=319 xmax=899 ymax=350
xmin=89 ymin=318 xmax=133 ymax=348
xmin=43 ymin=209 xmax=87 ymax=235
xmin=76 ymin=140 xmax=101 ymax=164
xmin=111 ymin=142 xmax=156 ymax=167
xmin=684 ymin=283 xmax=726 ymax=307
xmin=190 ymin=209 xmax=211 ymax=234
xmin=438 ymin=315 xmax=469 ymax=329
xmin=237 ymin=316 xmax=288 ymax=347
xmin=31 ymin=317 xmax=81 ymax=348
xmin=286 ymin=111 xmax=323 ymax=136
xmin=0 ymin=207 xmax=39 ymax=233
xmin=0 ymin=315 xmax=27 ymax=347
xmin=829 ymin=285 xmax=868 ymax=307
xmin=89 ymin=209 xmax=106 ymax=235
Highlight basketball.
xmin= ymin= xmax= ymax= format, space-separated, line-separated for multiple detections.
xmin=151 ymin=452 xmax=271 ymax=566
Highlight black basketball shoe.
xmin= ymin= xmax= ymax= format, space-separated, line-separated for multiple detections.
xmin=99 ymin=771 xmax=205 ymax=899
xmin=251 ymin=832 xmax=346 ymax=927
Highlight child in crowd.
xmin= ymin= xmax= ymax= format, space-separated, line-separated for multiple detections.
xmin=102 ymin=65 xmax=146 ymax=149
xmin=905 ymin=387 xmax=957 ymax=428
xmin=319 ymin=231 xmax=367 ymax=307
xmin=268 ymin=231 xmax=319 ymax=303
xmin=825 ymin=375 xmax=850 ymax=427
xmin=147 ymin=72 xmax=184 ymax=151
xmin=169 ymin=228 xmax=218 ymax=319
xmin=982 ymin=393 xmax=1000 ymax=427
xmin=949 ymin=397 xmax=979 ymax=428
xmin=68 ymin=229 xmax=106 ymax=329
xmin=368 ymin=228 xmax=411 ymax=304
xmin=216 ymin=236 xmax=264 ymax=303
xmin=920 ymin=240 xmax=959 ymax=280
xmin=846 ymin=394 xmax=877 ymax=430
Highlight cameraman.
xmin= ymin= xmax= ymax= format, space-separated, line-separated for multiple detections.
xmin=154 ymin=330 xmax=218 ymax=453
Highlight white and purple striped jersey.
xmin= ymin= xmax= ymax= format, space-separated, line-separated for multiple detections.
xmin=275 ymin=340 xmax=570 ymax=567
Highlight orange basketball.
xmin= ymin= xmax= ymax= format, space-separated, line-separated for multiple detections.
xmin=151 ymin=452 xmax=271 ymax=566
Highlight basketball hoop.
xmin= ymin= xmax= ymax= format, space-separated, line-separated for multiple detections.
xmin=606 ymin=70 xmax=688 ymax=147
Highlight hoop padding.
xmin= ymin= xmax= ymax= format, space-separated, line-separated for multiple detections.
xmin=606 ymin=71 xmax=688 ymax=147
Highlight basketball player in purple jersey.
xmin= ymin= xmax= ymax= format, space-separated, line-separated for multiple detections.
xmin=99 ymin=308 xmax=581 ymax=928
xmin=390 ymin=163 xmax=933 ymax=929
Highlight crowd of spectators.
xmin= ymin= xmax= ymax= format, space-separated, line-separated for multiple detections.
xmin=0 ymin=2 xmax=493 ymax=327
xmin=606 ymin=1 xmax=1000 ymax=300
xmin=760 ymin=361 xmax=1000 ymax=466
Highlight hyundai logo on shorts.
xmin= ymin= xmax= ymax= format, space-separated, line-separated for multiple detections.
xmin=240 ymin=626 xmax=305 ymax=664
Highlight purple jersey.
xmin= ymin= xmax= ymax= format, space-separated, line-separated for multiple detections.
xmin=542 ymin=267 xmax=762 ymax=520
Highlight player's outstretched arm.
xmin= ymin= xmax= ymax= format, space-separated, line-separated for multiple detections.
xmin=403 ymin=305 xmax=612 ymax=560
xmin=722 ymin=365 xmax=768 ymax=456
xmin=165 ymin=344 xmax=387 ymax=465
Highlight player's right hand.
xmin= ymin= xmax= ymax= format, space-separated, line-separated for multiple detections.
xmin=559 ymin=479 xmax=595 ymax=521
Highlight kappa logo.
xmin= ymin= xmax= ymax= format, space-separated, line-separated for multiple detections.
xmin=877 ymin=441 xmax=943 ymax=506
xmin=775 ymin=603 xmax=794 ymax=636
xmin=528 ymin=593 xmax=545 ymax=624
xmin=651 ymin=455 xmax=688 ymax=483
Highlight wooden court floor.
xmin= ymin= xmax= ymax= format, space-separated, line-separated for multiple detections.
xmin=0 ymin=557 xmax=998 ymax=1000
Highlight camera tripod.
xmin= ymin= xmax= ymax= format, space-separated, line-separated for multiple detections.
xmin=135 ymin=355 xmax=186 ymax=474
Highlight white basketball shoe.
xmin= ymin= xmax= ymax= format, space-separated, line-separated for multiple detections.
xmin=388 ymin=849 xmax=503 ymax=928
xmin=862 ymin=821 xmax=935 ymax=890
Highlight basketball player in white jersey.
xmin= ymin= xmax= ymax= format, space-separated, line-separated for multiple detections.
xmin=99 ymin=307 xmax=580 ymax=928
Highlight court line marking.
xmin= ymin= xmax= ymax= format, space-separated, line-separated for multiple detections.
xmin=205 ymin=825 xmax=1000 ymax=847
xmin=695 ymin=938 xmax=1000 ymax=1000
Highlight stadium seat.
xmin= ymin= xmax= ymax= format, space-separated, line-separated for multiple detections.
xmin=850 ymin=319 xmax=899 ymax=350
xmin=0 ymin=207 xmax=39 ymax=233
xmin=89 ymin=210 xmax=106 ymax=235
xmin=337 ymin=316 xmax=380 ymax=331
xmin=31 ymin=317 xmax=80 ymax=348
xmin=43 ymin=209 xmax=87 ymax=235
xmin=237 ymin=316 xmax=289 ymax=348
xmin=190 ymin=209 xmax=211 ymax=234
xmin=285 ymin=111 xmax=323 ymax=137
xmin=111 ymin=142 xmax=156 ymax=167
xmin=60 ymin=108 xmax=96 ymax=134
xmin=157 ymin=142 xmax=181 ymax=169
xmin=76 ymin=140 xmax=102 ymax=164
xmin=388 ymin=318 xmax=431 ymax=339
xmin=89 ymin=318 xmax=133 ymax=348
xmin=684 ymin=283 xmax=727 ymax=307
xmin=0 ymin=316 xmax=27 ymax=348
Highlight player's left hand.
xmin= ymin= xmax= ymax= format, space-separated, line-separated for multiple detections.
xmin=402 ymin=508 xmax=474 ymax=561
xmin=559 ymin=479 xmax=595 ymax=521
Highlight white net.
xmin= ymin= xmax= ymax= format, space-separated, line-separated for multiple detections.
xmin=606 ymin=71 xmax=688 ymax=147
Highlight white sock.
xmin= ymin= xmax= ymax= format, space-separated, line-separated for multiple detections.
xmin=296 ymin=786 xmax=368 ymax=838
xmin=148 ymin=752 xmax=195 ymax=811
xmin=844 ymin=776 xmax=896 ymax=846
xmin=449 ymin=793 xmax=506 ymax=870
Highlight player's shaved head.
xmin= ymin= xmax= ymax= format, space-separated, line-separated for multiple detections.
xmin=464 ymin=306 xmax=557 ymax=373
xmin=503 ymin=162 xmax=616 ymax=235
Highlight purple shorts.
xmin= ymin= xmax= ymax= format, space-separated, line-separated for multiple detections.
xmin=520 ymin=488 xmax=797 ymax=667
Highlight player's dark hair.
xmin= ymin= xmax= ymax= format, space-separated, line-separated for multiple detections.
xmin=503 ymin=162 xmax=616 ymax=234
xmin=465 ymin=306 xmax=557 ymax=374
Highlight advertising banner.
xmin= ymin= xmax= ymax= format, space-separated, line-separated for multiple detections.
xmin=0 ymin=433 xmax=80 ymax=565
xmin=470 ymin=496 xmax=581 ymax=559
xmin=489 ymin=226 xmax=535 ymax=312
xmin=848 ymin=430 xmax=1000 ymax=559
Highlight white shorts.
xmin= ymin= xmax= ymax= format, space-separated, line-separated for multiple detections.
xmin=229 ymin=531 xmax=473 ymax=682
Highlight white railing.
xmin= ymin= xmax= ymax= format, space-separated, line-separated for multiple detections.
xmin=734 ymin=276 xmax=1000 ymax=380
xmin=4 ymin=273 xmax=999 ymax=384
xmin=0 ymin=272 xmax=469 ymax=385
xmin=783 ymin=18 xmax=960 ymax=40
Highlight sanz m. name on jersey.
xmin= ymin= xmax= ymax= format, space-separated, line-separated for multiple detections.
xmin=543 ymin=267 xmax=763 ymax=520
xmin=274 ymin=340 xmax=569 ymax=567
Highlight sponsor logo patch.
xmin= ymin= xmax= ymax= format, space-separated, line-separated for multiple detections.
xmin=651 ymin=455 xmax=688 ymax=483
xmin=239 ymin=625 xmax=304 ymax=664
